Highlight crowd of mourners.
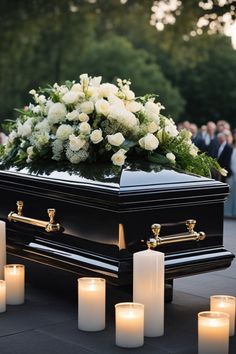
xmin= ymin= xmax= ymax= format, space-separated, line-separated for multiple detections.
xmin=178 ymin=120 xmax=236 ymax=217
xmin=0 ymin=118 xmax=236 ymax=217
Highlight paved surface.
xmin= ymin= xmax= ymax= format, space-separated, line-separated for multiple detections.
xmin=0 ymin=219 xmax=235 ymax=354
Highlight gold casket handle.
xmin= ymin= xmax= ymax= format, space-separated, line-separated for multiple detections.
xmin=147 ymin=219 xmax=206 ymax=249
xmin=8 ymin=201 xmax=60 ymax=232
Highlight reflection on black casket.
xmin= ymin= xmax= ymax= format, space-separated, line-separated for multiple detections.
xmin=0 ymin=162 xmax=234 ymax=288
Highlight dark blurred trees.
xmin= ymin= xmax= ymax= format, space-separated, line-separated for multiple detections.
xmin=0 ymin=0 xmax=236 ymax=127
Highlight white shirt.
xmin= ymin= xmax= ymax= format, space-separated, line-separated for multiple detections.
xmin=217 ymin=141 xmax=227 ymax=158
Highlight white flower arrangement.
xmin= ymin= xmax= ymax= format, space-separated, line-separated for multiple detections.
xmin=0 ymin=74 xmax=225 ymax=177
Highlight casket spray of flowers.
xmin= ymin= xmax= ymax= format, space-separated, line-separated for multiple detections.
xmin=0 ymin=74 xmax=226 ymax=178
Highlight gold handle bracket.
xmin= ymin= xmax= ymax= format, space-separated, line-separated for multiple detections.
xmin=8 ymin=201 xmax=60 ymax=233
xmin=147 ymin=219 xmax=206 ymax=249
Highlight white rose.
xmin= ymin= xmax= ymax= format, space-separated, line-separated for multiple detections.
xmin=95 ymin=99 xmax=110 ymax=116
xmin=148 ymin=121 xmax=159 ymax=133
xmin=62 ymin=91 xmax=79 ymax=105
xmin=144 ymin=101 xmax=164 ymax=124
xmin=111 ymin=149 xmax=127 ymax=166
xmin=90 ymin=129 xmax=103 ymax=144
xmin=80 ymin=73 xmax=90 ymax=90
xmin=48 ymin=102 xmax=67 ymax=124
xmin=66 ymin=110 xmax=80 ymax=121
xmin=79 ymin=113 xmax=89 ymax=122
xmin=71 ymin=83 xmax=82 ymax=92
xmin=80 ymin=122 xmax=91 ymax=135
xmin=123 ymin=89 xmax=135 ymax=101
xmin=38 ymin=95 xmax=46 ymax=104
xmin=56 ymin=124 xmax=74 ymax=140
xmin=107 ymin=133 xmax=125 ymax=146
xmin=166 ymin=152 xmax=176 ymax=162
xmin=125 ymin=101 xmax=142 ymax=113
xmin=69 ymin=134 xmax=86 ymax=151
xmin=189 ymin=145 xmax=198 ymax=157
xmin=27 ymin=146 xmax=34 ymax=158
xmin=164 ymin=124 xmax=179 ymax=137
xmin=80 ymin=101 xmax=94 ymax=114
xmin=90 ymin=76 xmax=102 ymax=87
xmin=99 ymin=83 xmax=118 ymax=98
xmin=139 ymin=133 xmax=159 ymax=151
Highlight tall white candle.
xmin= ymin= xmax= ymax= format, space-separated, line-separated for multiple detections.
xmin=198 ymin=311 xmax=229 ymax=354
xmin=4 ymin=264 xmax=25 ymax=305
xmin=0 ymin=280 xmax=6 ymax=313
xmin=211 ymin=295 xmax=235 ymax=336
xmin=115 ymin=302 xmax=144 ymax=348
xmin=78 ymin=277 xmax=105 ymax=331
xmin=133 ymin=249 xmax=164 ymax=337
xmin=0 ymin=221 xmax=6 ymax=279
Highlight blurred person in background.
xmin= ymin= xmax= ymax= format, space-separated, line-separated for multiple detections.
xmin=202 ymin=121 xmax=219 ymax=158
xmin=225 ymin=129 xmax=236 ymax=217
xmin=216 ymin=120 xmax=231 ymax=133
xmin=200 ymin=124 xmax=207 ymax=140
xmin=216 ymin=132 xmax=233 ymax=183
xmin=189 ymin=123 xmax=205 ymax=151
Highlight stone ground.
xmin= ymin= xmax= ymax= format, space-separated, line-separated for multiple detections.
xmin=0 ymin=219 xmax=235 ymax=354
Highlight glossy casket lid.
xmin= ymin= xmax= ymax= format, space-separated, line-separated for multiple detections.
xmin=0 ymin=162 xmax=228 ymax=209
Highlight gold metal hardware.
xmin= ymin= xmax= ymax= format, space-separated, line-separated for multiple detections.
xmin=147 ymin=219 xmax=205 ymax=249
xmin=8 ymin=201 xmax=60 ymax=232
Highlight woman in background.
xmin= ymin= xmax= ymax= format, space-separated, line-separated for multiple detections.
xmin=224 ymin=129 xmax=236 ymax=217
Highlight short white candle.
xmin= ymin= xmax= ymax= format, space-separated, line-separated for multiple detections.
xmin=4 ymin=264 xmax=25 ymax=305
xmin=211 ymin=295 xmax=235 ymax=336
xmin=115 ymin=302 xmax=144 ymax=348
xmin=78 ymin=277 xmax=105 ymax=331
xmin=198 ymin=311 xmax=229 ymax=354
xmin=133 ymin=249 xmax=164 ymax=337
xmin=0 ymin=221 xmax=6 ymax=279
xmin=0 ymin=280 xmax=6 ymax=313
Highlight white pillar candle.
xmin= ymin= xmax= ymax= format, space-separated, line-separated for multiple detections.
xmin=78 ymin=277 xmax=105 ymax=331
xmin=115 ymin=302 xmax=144 ymax=348
xmin=210 ymin=295 xmax=235 ymax=336
xmin=0 ymin=221 xmax=6 ymax=279
xmin=133 ymin=249 xmax=164 ymax=337
xmin=4 ymin=264 xmax=25 ymax=305
xmin=198 ymin=311 xmax=229 ymax=354
xmin=0 ymin=280 xmax=6 ymax=313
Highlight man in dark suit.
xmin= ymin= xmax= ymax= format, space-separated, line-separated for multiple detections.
xmin=216 ymin=132 xmax=233 ymax=182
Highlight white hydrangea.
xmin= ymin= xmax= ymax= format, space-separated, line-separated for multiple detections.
xmin=35 ymin=119 xmax=51 ymax=133
xmin=111 ymin=149 xmax=127 ymax=166
xmin=17 ymin=119 xmax=33 ymax=138
xmin=107 ymin=133 xmax=125 ymax=146
xmin=80 ymin=101 xmax=94 ymax=114
xmin=139 ymin=133 xmax=159 ymax=151
xmin=90 ymin=129 xmax=103 ymax=144
xmin=52 ymin=139 xmax=64 ymax=161
xmin=66 ymin=110 xmax=80 ymax=121
xmin=66 ymin=147 xmax=89 ymax=164
xmin=47 ymin=103 xmax=67 ymax=124
xmin=69 ymin=134 xmax=86 ymax=151
xmin=80 ymin=122 xmax=91 ymax=135
xmin=31 ymin=132 xmax=50 ymax=150
xmin=95 ymin=99 xmax=110 ymax=116
xmin=56 ymin=124 xmax=74 ymax=140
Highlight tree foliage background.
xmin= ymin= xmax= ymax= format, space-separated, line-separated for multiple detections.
xmin=1 ymin=0 xmax=236 ymax=127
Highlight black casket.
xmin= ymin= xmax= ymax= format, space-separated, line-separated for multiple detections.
xmin=0 ymin=162 xmax=234 ymax=291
